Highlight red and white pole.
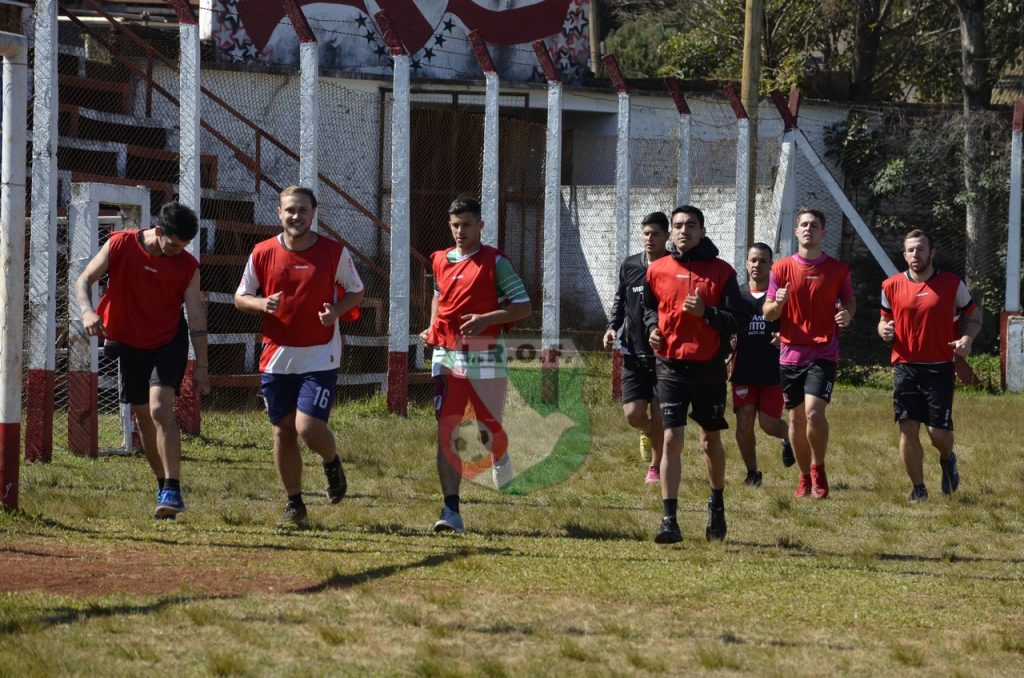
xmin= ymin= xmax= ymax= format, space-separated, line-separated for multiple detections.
xmin=26 ymin=0 xmax=58 ymax=463
xmin=606 ymin=54 xmax=631 ymax=403
xmin=0 ymin=31 xmax=28 ymax=509
xmin=170 ymin=0 xmax=202 ymax=433
xmin=533 ymin=40 xmax=563 ymax=405
xmin=469 ymin=30 xmax=500 ymax=248
xmin=377 ymin=11 xmax=412 ymax=416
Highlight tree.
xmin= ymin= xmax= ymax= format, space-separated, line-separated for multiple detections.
xmin=954 ymin=0 xmax=995 ymax=295
xmin=602 ymin=17 xmax=677 ymax=78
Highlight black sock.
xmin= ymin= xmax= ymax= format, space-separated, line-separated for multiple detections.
xmin=913 ymin=483 xmax=927 ymax=491
xmin=287 ymin=493 xmax=304 ymax=507
xmin=444 ymin=494 xmax=460 ymax=513
xmin=663 ymin=498 xmax=677 ymax=518
xmin=323 ymin=454 xmax=340 ymax=470
xmin=710 ymin=488 xmax=724 ymax=508
xmin=157 ymin=477 xmax=165 ymax=491
xmin=164 ymin=478 xmax=180 ymax=491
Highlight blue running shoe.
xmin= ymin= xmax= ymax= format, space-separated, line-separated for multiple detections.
xmin=155 ymin=488 xmax=186 ymax=517
xmin=940 ymin=453 xmax=960 ymax=495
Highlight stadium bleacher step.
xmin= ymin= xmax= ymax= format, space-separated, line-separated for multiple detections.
xmin=58 ymin=104 xmax=169 ymax=150
xmin=59 ymin=73 xmax=132 ymax=115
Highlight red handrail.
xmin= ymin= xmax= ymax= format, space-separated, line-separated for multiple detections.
xmin=75 ymin=0 xmax=428 ymax=272
xmin=61 ymin=1 xmax=435 ymax=317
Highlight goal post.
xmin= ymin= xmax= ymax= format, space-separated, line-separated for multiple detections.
xmin=66 ymin=182 xmax=150 ymax=457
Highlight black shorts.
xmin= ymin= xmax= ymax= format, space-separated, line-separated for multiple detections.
xmin=110 ymin=321 xmax=189 ymax=406
xmin=621 ymin=353 xmax=657 ymax=404
xmin=780 ymin=359 xmax=837 ymax=409
xmin=655 ymin=360 xmax=728 ymax=431
xmin=893 ymin=362 xmax=955 ymax=430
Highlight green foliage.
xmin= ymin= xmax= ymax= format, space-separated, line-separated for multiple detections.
xmin=611 ymin=0 xmax=1024 ymax=103
xmin=603 ymin=19 xmax=678 ymax=78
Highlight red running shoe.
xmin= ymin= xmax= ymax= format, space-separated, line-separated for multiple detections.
xmin=811 ymin=463 xmax=829 ymax=499
xmin=794 ymin=473 xmax=812 ymax=498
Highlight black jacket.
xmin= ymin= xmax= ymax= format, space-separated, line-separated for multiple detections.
xmin=643 ymin=237 xmax=751 ymax=361
xmin=607 ymin=252 xmax=655 ymax=356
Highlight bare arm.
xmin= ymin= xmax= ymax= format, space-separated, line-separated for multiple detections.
xmin=459 ymin=299 xmax=532 ymax=336
xmin=878 ymin=315 xmax=895 ymax=342
xmin=75 ymin=241 xmax=112 ymax=337
xmin=318 ymin=287 xmax=366 ymax=326
xmin=835 ymin=296 xmax=856 ymax=328
xmin=419 ymin=294 xmax=440 ymax=343
xmin=183 ymin=269 xmax=211 ymax=395
xmin=951 ymin=304 xmax=983 ymax=356
xmin=234 ymin=290 xmax=280 ymax=315
xmin=761 ymin=299 xmax=782 ymax=322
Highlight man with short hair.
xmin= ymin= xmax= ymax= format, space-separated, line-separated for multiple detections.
xmin=420 ymin=196 xmax=532 ymax=534
xmin=234 ymin=185 xmax=365 ymax=530
xmin=763 ymin=208 xmax=855 ymax=500
xmin=731 ymin=243 xmax=794 ymax=487
xmin=644 ymin=205 xmax=748 ymax=543
xmin=603 ymin=212 xmax=670 ymax=484
xmin=878 ymin=229 xmax=980 ymax=501
xmin=77 ymin=202 xmax=210 ymax=519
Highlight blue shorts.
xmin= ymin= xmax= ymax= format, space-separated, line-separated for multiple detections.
xmin=260 ymin=370 xmax=337 ymax=424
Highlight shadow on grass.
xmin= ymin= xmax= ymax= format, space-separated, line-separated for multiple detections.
xmin=293 ymin=545 xmax=513 ymax=594
xmin=1 ymin=593 xmax=238 ymax=636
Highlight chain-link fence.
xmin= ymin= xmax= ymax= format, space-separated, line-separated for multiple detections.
xmin=19 ymin=4 xmax=1018 ymax=459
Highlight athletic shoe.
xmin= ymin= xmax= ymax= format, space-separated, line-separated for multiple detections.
xmin=705 ymin=501 xmax=727 ymax=541
xmin=654 ymin=516 xmax=682 ymax=544
xmin=644 ymin=465 xmax=661 ymax=485
xmin=908 ymin=485 xmax=929 ymax=503
xmin=154 ymin=488 xmax=186 ymax=518
xmin=433 ymin=506 xmax=465 ymax=534
xmin=276 ymin=503 xmax=309 ymax=531
xmin=492 ymin=454 xmax=515 ymax=490
xmin=743 ymin=469 xmax=763 ymax=487
xmin=794 ymin=473 xmax=812 ymax=498
xmin=323 ymin=456 xmax=347 ymax=504
xmin=781 ymin=438 xmax=795 ymax=467
xmin=940 ymin=453 xmax=960 ymax=495
xmin=810 ymin=463 xmax=829 ymax=499
xmin=640 ymin=433 xmax=652 ymax=462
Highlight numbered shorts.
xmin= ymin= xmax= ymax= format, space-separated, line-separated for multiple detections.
xmin=780 ymin=359 xmax=837 ymax=410
xmin=113 ymin=324 xmax=189 ymax=406
xmin=261 ymin=370 xmax=336 ymax=424
xmin=621 ymin=353 xmax=657 ymax=404
xmin=655 ymin=361 xmax=728 ymax=431
xmin=731 ymin=382 xmax=784 ymax=419
xmin=893 ymin=362 xmax=955 ymax=430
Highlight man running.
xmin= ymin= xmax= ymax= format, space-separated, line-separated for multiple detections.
xmin=878 ymin=229 xmax=980 ymax=501
xmin=421 ymin=196 xmax=532 ymax=534
xmin=763 ymin=208 xmax=855 ymax=499
xmin=731 ymin=243 xmax=794 ymax=487
xmin=235 ymin=185 xmax=364 ymax=530
xmin=644 ymin=205 xmax=748 ymax=543
xmin=77 ymin=202 xmax=210 ymax=519
xmin=604 ymin=212 xmax=670 ymax=484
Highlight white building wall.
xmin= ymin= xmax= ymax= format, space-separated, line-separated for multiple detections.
xmin=138 ymin=65 xmax=853 ymax=325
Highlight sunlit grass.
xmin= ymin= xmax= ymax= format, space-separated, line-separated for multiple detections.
xmin=1 ymin=363 xmax=1022 ymax=675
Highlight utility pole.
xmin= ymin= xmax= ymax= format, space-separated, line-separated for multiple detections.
xmin=590 ymin=0 xmax=601 ymax=78
xmin=741 ymin=0 xmax=763 ymax=247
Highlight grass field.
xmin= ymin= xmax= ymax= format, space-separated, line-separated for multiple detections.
xmin=2 ymin=368 xmax=1023 ymax=676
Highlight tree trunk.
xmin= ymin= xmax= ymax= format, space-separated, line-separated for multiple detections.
xmin=954 ymin=0 xmax=991 ymax=293
xmin=850 ymin=1 xmax=883 ymax=99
